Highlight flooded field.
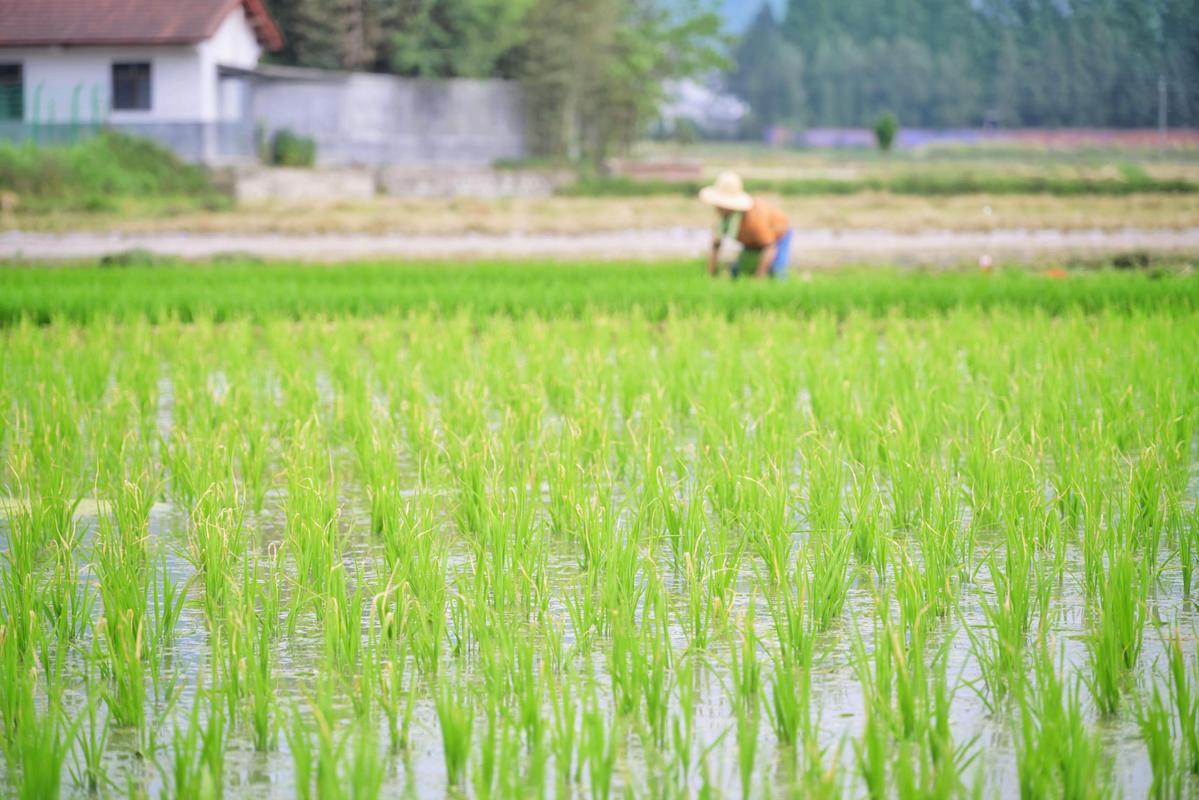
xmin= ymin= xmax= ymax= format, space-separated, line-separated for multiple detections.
xmin=1 ymin=270 xmax=1198 ymax=798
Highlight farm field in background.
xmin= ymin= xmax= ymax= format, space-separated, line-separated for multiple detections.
xmin=631 ymin=140 xmax=1199 ymax=183
xmin=0 ymin=261 xmax=1197 ymax=798
xmin=4 ymin=137 xmax=1199 ymax=240
xmin=8 ymin=193 xmax=1199 ymax=238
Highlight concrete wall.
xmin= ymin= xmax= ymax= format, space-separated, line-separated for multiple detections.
xmin=228 ymin=167 xmax=376 ymax=202
xmin=377 ymin=166 xmax=570 ymax=199
xmin=252 ymin=73 xmax=527 ymax=167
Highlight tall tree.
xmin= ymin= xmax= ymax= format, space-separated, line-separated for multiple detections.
xmin=737 ymin=0 xmax=1199 ymax=128
xmin=388 ymin=0 xmax=536 ymax=78
xmin=520 ymin=0 xmax=726 ymax=161
xmin=729 ymin=7 xmax=805 ymax=133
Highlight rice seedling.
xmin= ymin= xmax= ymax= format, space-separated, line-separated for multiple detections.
xmin=93 ymin=517 xmax=149 ymax=732
xmin=1136 ymin=682 xmax=1181 ymax=800
xmin=797 ymin=735 xmax=843 ymax=799
xmin=848 ymin=465 xmax=885 ymax=573
xmin=805 ymin=533 xmax=855 ymax=632
xmin=8 ymin=692 xmax=69 ymax=800
xmin=550 ymin=670 xmax=580 ymax=787
xmin=669 ymin=654 xmax=700 ymax=787
xmin=733 ymin=682 xmax=760 ymax=799
xmin=170 ymin=684 xmax=226 ymax=800
xmin=1085 ymin=542 xmax=1149 ymax=714
xmin=284 ymin=705 xmax=314 ymax=800
xmin=68 ymin=689 xmax=112 ymax=794
xmin=435 ymin=680 xmax=474 ymax=788
xmin=766 ymin=654 xmax=809 ymax=748
xmin=343 ymin=716 xmax=386 ymax=800
xmin=236 ymin=565 xmax=277 ymax=752
xmin=766 ymin=557 xmax=814 ymax=671
xmin=968 ymin=528 xmax=1037 ymax=709
xmin=581 ymin=697 xmax=620 ymax=800
xmin=373 ymin=639 xmax=417 ymax=754
xmin=1015 ymin=641 xmax=1110 ymax=799
xmin=1164 ymin=631 xmax=1199 ymax=777
xmin=1179 ymin=504 xmax=1197 ymax=598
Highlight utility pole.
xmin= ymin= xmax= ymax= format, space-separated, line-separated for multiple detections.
xmin=1158 ymin=75 xmax=1168 ymax=150
xmin=1153 ymin=0 xmax=1167 ymax=150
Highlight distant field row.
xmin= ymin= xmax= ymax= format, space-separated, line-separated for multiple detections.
xmin=9 ymin=193 xmax=1199 ymax=237
xmin=567 ymin=172 xmax=1199 ymax=198
xmin=5 ymin=134 xmax=1199 ymax=224
xmin=2 ymin=260 xmax=1196 ymax=324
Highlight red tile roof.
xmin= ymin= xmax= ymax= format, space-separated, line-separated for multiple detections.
xmin=0 ymin=0 xmax=284 ymax=51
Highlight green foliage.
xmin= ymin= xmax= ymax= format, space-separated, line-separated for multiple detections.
xmin=521 ymin=0 xmax=727 ymax=163
xmin=727 ymin=0 xmax=1199 ymax=128
xmin=390 ymin=0 xmax=535 ymax=77
xmin=265 ymin=0 xmax=388 ymax=71
xmin=0 ymin=131 xmax=225 ymax=213
xmin=873 ymin=112 xmax=898 ymax=152
xmin=264 ymin=0 xmax=726 ymax=163
xmin=270 ymin=129 xmax=317 ymax=167
xmin=729 ymin=6 xmax=805 ymax=134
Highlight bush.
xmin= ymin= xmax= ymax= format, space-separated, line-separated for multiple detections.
xmin=99 ymin=248 xmax=170 ymax=268
xmin=0 ymin=131 xmax=226 ymax=213
xmin=270 ymin=129 xmax=317 ymax=167
xmin=873 ymin=112 xmax=898 ymax=152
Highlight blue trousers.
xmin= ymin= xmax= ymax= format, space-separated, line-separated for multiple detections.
xmin=731 ymin=228 xmax=794 ymax=278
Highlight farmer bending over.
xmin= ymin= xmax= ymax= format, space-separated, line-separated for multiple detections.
xmin=700 ymin=171 xmax=793 ymax=279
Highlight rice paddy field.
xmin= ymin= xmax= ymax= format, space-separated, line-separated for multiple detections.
xmin=1 ymin=260 xmax=1197 ymax=799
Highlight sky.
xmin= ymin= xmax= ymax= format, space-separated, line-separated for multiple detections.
xmin=714 ymin=0 xmax=785 ymax=32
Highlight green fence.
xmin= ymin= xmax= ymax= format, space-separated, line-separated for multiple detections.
xmin=0 ymin=81 xmax=107 ymax=145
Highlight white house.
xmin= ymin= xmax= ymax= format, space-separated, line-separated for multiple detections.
xmin=0 ymin=0 xmax=283 ymax=162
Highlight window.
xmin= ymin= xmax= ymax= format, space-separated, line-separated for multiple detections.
xmin=0 ymin=64 xmax=22 ymax=121
xmin=112 ymin=62 xmax=151 ymax=111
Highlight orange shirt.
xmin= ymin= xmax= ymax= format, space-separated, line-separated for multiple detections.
xmin=735 ymin=200 xmax=790 ymax=249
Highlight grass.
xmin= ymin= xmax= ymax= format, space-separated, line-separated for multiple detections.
xmin=0 ymin=259 xmax=1195 ymax=796
xmin=564 ymin=172 xmax=1199 ymax=198
xmin=0 ymin=132 xmax=228 ymax=215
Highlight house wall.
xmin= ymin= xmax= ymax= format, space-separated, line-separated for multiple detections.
xmin=252 ymin=74 xmax=528 ymax=166
xmin=0 ymin=7 xmax=263 ymax=161
xmin=199 ymin=7 xmax=261 ymax=122
xmin=0 ymin=44 xmax=203 ymax=125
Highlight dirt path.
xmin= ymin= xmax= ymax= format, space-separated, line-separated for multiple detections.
xmin=3 ymin=227 xmax=1198 ymax=264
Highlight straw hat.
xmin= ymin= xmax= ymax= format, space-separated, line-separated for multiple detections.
xmin=699 ymin=171 xmax=753 ymax=211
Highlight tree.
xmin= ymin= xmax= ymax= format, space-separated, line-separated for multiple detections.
xmin=262 ymin=0 xmax=1199 ymax=130
xmin=762 ymin=0 xmax=1199 ymax=128
xmin=389 ymin=0 xmax=536 ymax=78
xmin=729 ymin=7 xmax=805 ymax=134
xmin=520 ymin=0 xmax=726 ymax=162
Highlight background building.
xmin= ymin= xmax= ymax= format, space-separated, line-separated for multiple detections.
xmin=0 ymin=0 xmax=528 ymax=166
